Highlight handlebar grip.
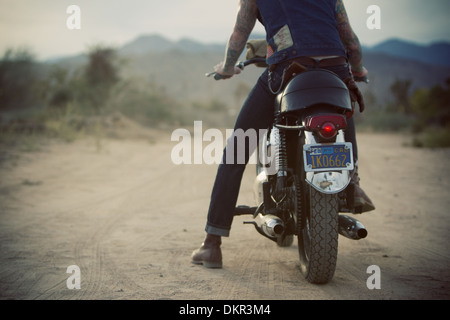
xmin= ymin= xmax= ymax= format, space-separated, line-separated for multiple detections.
xmin=354 ymin=75 xmax=369 ymax=83
xmin=214 ymin=73 xmax=227 ymax=81
xmin=205 ymin=72 xmax=228 ymax=80
xmin=206 ymin=59 xmax=265 ymax=80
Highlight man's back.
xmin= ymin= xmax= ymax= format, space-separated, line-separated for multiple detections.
xmin=257 ymin=0 xmax=346 ymax=65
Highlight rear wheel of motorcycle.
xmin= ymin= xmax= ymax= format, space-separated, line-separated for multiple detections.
xmin=297 ymin=186 xmax=339 ymax=284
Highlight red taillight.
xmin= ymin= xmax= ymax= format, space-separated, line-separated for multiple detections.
xmin=305 ymin=114 xmax=347 ymax=140
xmin=320 ymin=122 xmax=337 ymax=139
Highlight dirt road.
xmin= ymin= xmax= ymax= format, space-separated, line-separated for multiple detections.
xmin=0 ymin=130 xmax=449 ymax=300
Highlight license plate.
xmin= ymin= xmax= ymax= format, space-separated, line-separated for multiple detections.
xmin=303 ymin=143 xmax=354 ymax=172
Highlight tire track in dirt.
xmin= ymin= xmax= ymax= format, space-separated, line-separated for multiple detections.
xmin=66 ymin=139 xmax=217 ymax=299
xmin=69 ymin=143 xmax=178 ymax=299
xmin=1 ymin=133 xmax=450 ymax=300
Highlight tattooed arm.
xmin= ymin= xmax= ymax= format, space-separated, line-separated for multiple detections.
xmin=336 ymin=0 xmax=367 ymax=76
xmin=215 ymin=0 xmax=258 ymax=77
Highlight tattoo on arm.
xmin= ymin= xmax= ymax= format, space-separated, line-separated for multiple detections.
xmin=223 ymin=0 xmax=258 ymax=72
xmin=336 ymin=0 xmax=363 ymax=73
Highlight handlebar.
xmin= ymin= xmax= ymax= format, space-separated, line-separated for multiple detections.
xmin=205 ymin=71 xmax=228 ymax=80
xmin=206 ymin=58 xmax=369 ymax=83
xmin=205 ymin=58 xmax=266 ymax=80
xmin=353 ymin=74 xmax=369 ymax=83
xmin=213 ymin=73 xmax=229 ymax=81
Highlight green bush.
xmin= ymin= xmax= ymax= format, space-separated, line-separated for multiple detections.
xmin=356 ymin=110 xmax=414 ymax=132
xmin=412 ymin=126 xmax=450 ymax=148
xmin=0 ymin=48 xmax=41 ymax=110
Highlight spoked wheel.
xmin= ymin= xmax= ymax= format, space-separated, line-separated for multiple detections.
xmin=297 ymin=183 xmax=339 ymax=284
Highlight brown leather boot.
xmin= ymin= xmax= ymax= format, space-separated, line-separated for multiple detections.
xmin=351 ymin=165 xmax=375 ymax=213
xmin=191 ymin=234 xmax=222 ymax=268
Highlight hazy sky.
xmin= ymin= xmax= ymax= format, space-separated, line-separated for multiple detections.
xmin=1 ymin=0 xmax=449 ymax=60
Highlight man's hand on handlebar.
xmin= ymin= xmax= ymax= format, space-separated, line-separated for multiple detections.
xmin=211 ymin=62 xmax=243 ymax=80
xmin=352 ymin=66 xmax=369 ymax=83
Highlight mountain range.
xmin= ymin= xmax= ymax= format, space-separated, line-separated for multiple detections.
xmin=119 ymin=34 xmax=225 ymax=55
xmin=119 ymin=34 xmax=450 ymax=67
xmin=365 ymin=38 xmax=450 ymax=68
xmin=54 ymin=34 xmax=450 ymax=122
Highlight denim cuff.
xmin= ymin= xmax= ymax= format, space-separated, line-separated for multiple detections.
xmin=205 ymin=224 xmax=230 ymax=237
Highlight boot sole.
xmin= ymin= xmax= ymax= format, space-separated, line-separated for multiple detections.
xmin=192 ymin=260 xmax=222 ymax=269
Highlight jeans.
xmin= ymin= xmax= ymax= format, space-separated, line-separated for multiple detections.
xmin=205 ymin=61 xmax=356 ymax=237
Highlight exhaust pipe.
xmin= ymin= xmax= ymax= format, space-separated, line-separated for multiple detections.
xmin=338 ymin=215 xmax=368 ymax=240
xmin=244 ymin=214 xmax=285 ymax=240
xmin=258 ymin=214 xmax=285 ymax=237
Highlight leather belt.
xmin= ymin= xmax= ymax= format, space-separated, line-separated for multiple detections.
xmin=270 ymin=56 xmax=347 ymax=71
xmin=291 ymin=56 xmax=348 ymax=68
xmin=267 ymin=56 xmax=348 ymax=94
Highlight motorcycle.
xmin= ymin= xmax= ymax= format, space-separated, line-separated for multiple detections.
xmin=207 ymin=57 xmax=369 ymax=284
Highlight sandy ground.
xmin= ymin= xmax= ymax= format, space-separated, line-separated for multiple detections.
xmin=0 ymin=129 xmax=449 ymax=301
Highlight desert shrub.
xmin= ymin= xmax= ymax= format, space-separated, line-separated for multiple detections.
xmin=412 ymin=126 xmax=450 ymax=148
xmin=0 ymin=48 xmax=41 ymax=110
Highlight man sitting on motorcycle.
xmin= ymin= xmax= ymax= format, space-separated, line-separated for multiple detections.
xmin=192 ymin=0 xmax=375 ymax=269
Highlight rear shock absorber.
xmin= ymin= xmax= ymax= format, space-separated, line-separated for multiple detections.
xmin=276 ymin=128 xmax=288 ymax=190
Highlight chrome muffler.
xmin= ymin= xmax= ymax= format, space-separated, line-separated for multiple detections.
xmin=257 ymin=213 xmax=285 ymax=237
xmin=244 ymin=213 xmax=285 ymax=240
xmin=338 ymin=215 xmax=368 ymax=240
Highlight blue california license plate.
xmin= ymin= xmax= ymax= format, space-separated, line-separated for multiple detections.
xmin=303 ymin=143 xmax=354 ymax=172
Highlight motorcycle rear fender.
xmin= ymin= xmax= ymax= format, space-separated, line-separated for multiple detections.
xmin=303 ymin=131 xmax=352 ymax=194
xmin=277 ymin=69 xmax=352 ymax=113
